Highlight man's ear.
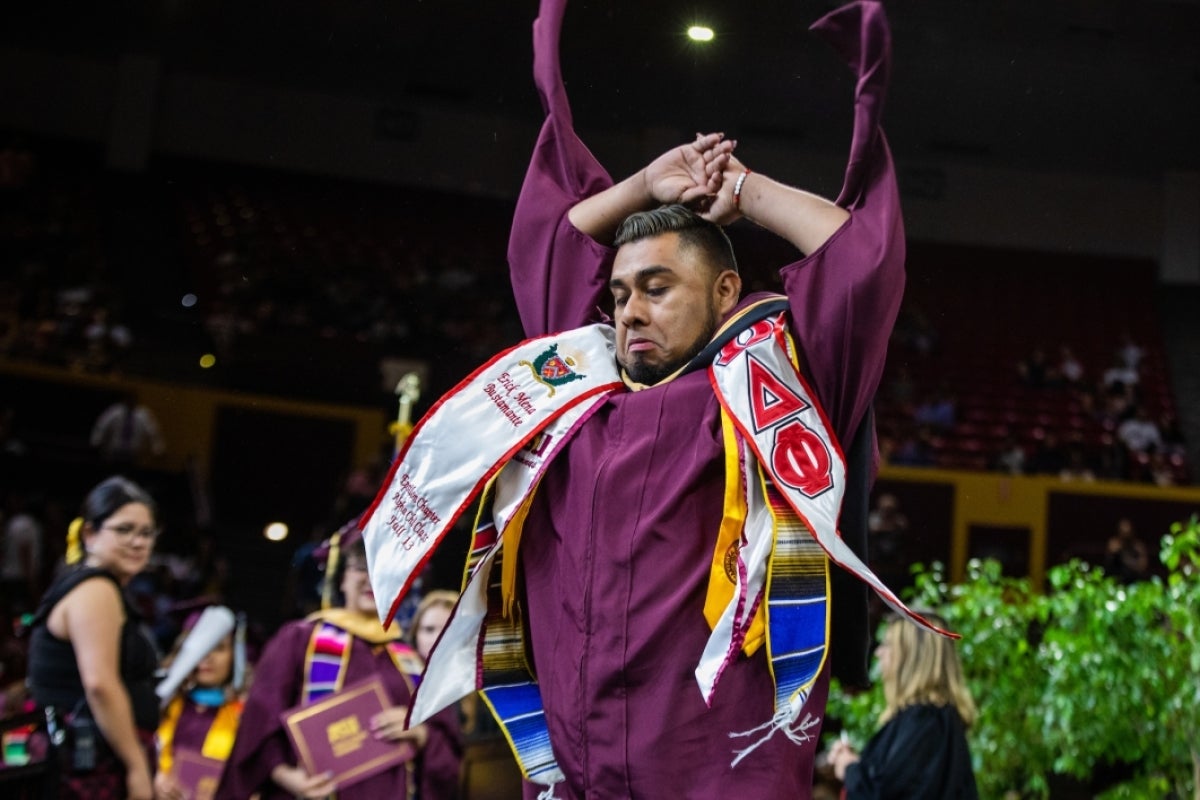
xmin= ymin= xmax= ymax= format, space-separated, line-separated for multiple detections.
xmin=713 ymin=270 xmax=742 ymax=315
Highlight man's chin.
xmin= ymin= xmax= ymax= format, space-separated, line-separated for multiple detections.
xmin=624 ymin=358 xmax=679 ymax=386
xmin=621 ymin=322 xmax=716 ymax=386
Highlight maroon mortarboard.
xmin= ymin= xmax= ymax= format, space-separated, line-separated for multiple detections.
xmin=168 ymin=595 xmax=226 ymax=632
xmin=312 ymin=520 xmax=363 ymax=563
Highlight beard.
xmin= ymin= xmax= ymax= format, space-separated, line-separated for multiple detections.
xmin=622 ymin=307 xmax=719 ymax=386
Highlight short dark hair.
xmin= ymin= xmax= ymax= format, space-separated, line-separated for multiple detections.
xmin=614 ymin=204 xmax=738 ymax=275
xmin=80 ymin=475 xmax=159 ymax=530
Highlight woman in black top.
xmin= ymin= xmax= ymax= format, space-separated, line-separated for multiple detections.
xmin=27 ymin=476 xmax=161 ymax=800
xmin=828 ymin=613 xmax=979 ymax=800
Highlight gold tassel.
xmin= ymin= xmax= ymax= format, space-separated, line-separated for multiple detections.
xmin=66 ymin=517 xmax=85 ymax=565
xmin=321 ymin=531 xmax=342 ymax=610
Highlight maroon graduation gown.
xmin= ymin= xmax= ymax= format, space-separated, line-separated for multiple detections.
xmin=504 ymin=1 xmax=904 ymax=797
xmin=213 ymin=619 xmax=462 ymax=800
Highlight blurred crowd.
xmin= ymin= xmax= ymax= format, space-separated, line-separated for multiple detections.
xmin=878 ymin=300 xmax=1190 ymax=485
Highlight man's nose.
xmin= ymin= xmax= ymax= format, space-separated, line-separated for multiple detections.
xmin=619 ymin=294 xmax=647 ymax=326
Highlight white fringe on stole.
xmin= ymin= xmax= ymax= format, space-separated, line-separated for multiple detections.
xmin=728 ymin=694 xmax=822 ymax=768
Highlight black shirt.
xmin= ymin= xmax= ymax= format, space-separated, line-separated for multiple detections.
xmin=27 ymin=566 xmax=160 ymax=731
xmin=843 ymin=703 xmax=979 ymax=800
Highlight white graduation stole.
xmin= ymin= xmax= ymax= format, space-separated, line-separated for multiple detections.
xmin=359 ymin=324 xmax=623 ymax=626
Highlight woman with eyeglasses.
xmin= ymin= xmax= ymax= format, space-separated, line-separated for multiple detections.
xmin=27 ymin=475 xmax=162 ymax=800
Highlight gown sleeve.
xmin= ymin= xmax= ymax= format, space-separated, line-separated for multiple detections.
xmin=780 ymin=0 xmax=905 ymax=455
xmin=507 ymin=0 xmax=616 ymax=337
xmin=417 ymin=703 xmax=464 ymax=800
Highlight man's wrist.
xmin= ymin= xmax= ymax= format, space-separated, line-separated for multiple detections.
xmin=733 ymin=167 xmax=753 ymax=209
xmin=636 ymin=167 xmax=654 ymax=204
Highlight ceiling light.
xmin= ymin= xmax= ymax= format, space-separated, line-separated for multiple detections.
xmin=264 ymin=522 xmax=289 ymax=542
xmin=687 ymin=25 xmax=714 ymax=43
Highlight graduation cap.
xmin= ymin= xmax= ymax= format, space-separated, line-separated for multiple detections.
xmin=154 ymin=604 xmax=250 ymax=706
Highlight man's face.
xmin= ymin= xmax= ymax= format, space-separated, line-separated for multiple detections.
xmin=610 ymin=232 xmax=733 ymax=385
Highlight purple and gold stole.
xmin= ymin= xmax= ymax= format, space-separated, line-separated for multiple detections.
xmin=301 ymin=612 xmax=421 ymax=705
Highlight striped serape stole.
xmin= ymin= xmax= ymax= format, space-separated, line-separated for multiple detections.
xmin=464 ymin=516 xmax=498 ymax=585
xmin=763 ymin=479 xmax=831 ymax=712
xmin=386 ymin=640 xmax=424 ymax=689
xmin=473 ymin=518 xmax=562 ymax=786
xmin=302 ymin=621 xmax=353 ymax=705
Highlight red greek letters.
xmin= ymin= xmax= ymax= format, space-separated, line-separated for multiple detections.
xmin=719 ymin=316 xmax=835 ymax=499
xmin=715 ymin=318 xmax=776 ymax=366
xmin=771 ymin=420 xmax=834 ymax=497
xmin=747 ymin=355 xmax=809 ymax=431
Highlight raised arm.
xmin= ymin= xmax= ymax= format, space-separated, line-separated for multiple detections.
xmin=701 ymin=153 xmax=850 ymax=257
xmin=507 ymin=0 xmax=613 ymax=337
xmin=700 ymin=0 xmax=905 ymax=455
xmin=509 ymin=0 xmax=730 ymax=336
xmin=568 ymin=133 xmax=733 ymax=244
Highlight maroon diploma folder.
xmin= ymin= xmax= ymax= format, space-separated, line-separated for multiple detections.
xmin=280 ymin=675 xmax=416 ymax=789
xmin=172 ymin=748 xmax=224 ymax=800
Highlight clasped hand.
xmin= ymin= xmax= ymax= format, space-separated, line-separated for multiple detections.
xmin=642 ymin=132 xmax=744 ymax=225
xmin=826 ymin=737 xmax=861 ymax=781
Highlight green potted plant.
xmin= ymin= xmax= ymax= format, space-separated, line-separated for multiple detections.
xmin=826 ymin=515 xmax=1200 ymax=799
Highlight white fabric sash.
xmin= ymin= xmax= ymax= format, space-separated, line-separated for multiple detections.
xmin=360 ymin=324 xmax=622 ymax=627
xmin=694 ymin=438 xmax=773 ymax=704
xmin=409 ymin=395 xmax=603 ymax=733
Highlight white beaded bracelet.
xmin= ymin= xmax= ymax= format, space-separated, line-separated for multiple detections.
xmin=733 ymin=168 xmax=752 ymax=208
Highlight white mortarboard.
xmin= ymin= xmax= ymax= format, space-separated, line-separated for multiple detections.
xmin=155 ymin=605 xmax=236 ymax=707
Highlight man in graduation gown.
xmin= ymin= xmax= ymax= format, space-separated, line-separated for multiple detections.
xmin=495 ymin=0 xmax=906 ymax=797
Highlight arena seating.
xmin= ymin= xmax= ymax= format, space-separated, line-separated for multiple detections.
xmin=875 ymin=242 xmax=1189 ymax=483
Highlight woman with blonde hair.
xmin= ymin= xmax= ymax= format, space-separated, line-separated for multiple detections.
xmin=410 ymin=590 xmax=458 ymax=663
xmin=828 ymin=613 xmax=979 ymax=799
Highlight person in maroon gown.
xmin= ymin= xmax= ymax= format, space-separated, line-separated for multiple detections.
xmin=153 ymin=606 xmax=246 ymax=800
xmin=213 ymin=532 xmax=461 ymax=799
xmin=494 ymin=1 xmax=906 ymax=796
